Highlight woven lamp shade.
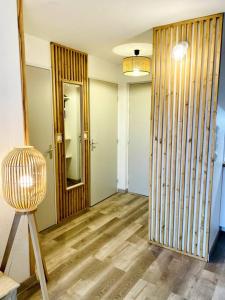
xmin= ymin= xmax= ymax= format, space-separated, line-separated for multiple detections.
xmin=1 ymin=146 xmax=46 ymax=212
xmin=123 ymin=56 xmax=151 ymax=76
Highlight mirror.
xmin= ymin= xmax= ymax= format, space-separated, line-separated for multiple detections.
xmin=63 ymin=82 xmax=83 ymax=189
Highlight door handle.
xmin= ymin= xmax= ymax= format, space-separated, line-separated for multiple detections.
xmin=90 ymin=139 xmax=98 ymax=151
xmin=45 ymin=144 xmax=54 ymax=159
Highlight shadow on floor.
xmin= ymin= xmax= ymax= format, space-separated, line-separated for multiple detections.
xmin=210 ymin=231 xmax=225 ymax=263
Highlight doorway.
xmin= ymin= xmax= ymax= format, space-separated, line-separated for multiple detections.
xmin=128 ymin=82 xmax=151 ymax=196
xmin=90 ymin=79 xmax=118 ymax=206
xmin=26 ymin=65 xmax=57 ymax=231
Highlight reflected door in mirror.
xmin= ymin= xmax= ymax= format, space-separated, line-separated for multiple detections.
xmin=63 ymin=82 xmax=83 ymax=189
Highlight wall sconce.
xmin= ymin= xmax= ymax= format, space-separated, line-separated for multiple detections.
xmin=172 ymin=41 xmax=188 ymax=61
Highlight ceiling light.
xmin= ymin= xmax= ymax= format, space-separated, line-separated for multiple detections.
xmin=123 ymin=49 xmax=151 ymax=77
xmin=172 ymin=42 xmax=188 ymax=61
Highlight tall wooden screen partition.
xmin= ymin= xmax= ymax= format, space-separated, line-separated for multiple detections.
xmin=51 ymin=43 xmax=89 ymax=223
xmin=149 ymin=14 xmax=223 ymax=260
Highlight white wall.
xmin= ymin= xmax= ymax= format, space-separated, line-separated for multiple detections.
xmin=25 ymin=34 xmax=51 ymax=69
xmin=117 ymin=84 xmax=129 ymax=190
xmin=25 ymin=33 xmax=121 ymax=82
xmin=219 ymin=14 xmax=225 ymax=231
xmin=0 ymin=0 xmax=29 ymax=282
xmin=89 ymin=55 xmax=120 ymax=83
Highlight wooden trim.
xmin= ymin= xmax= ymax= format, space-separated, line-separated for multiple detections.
xmin=27 ymin=213 xmax=49 ymax=299
xmin=62 ymin=79 xmax=83 ymax=85
xmin=17 ymin=0 xmax=29 ymax=145
xmin=17 ymin=0 xmax=36 ymax=276
xmin=0 ymin=214 xmax=21 ymax=272
xmin=149 ymin=14 xmax=223 ymax=260
xmin=50 ymin=41 xmax=87 ymax=56
xmin=17 ymin=274 xmax=38 ymax=296
xmin=117 ymin=189 xmax=128 ymax=193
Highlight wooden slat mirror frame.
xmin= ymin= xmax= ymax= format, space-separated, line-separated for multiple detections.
xmin=51 ymin=43 xmax=90 ymax=223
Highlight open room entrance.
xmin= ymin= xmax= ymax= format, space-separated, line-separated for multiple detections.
xmin=128 ymin=82 xmax=151 ymax=196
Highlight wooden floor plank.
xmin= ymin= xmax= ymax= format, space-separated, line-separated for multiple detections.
xmin=18 ymin=193 xmax=225 ymax=300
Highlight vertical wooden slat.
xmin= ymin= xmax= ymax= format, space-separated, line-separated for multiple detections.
xmin=165 ymin=27 xmax=175 ymax=246
xmin=187 ymin=21 xmax=203 ymax=254
xmin=178 ymin=23 xmax=192 ymax=250
xmin=149 ymin=29 xmax=156 ymax=240
xmin=183 ymin=22 xmax=198 ymax=253
xmin=152 ymin=29 xmax=161 ymax=241
xmin=199 ymin=18 xmax=216 ymax=257
xmin=157 ymin=28 xmax=166 ymax=242
xmin=190 ymin=20 xmax=204 ymax=255
xmin=193 ymin=19 xmax=210 ymax=256
xmin=170 ymin=25 xmax=180 ymax=247
xmin=174 ymin=24 xmax=186 ymax=249
xmin=150 ymin=14 xmax=223 ymax=260
xmin=161 ymin=27 xmax=171 ymax=244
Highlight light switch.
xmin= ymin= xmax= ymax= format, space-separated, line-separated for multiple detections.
xmin=56 ymin=133 xmax=63 ymax=143
xmin=84 ymin=131 xmax=88 ymax=140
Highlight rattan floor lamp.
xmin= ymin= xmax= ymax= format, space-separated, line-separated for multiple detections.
xmin=0 ymin=146 xmax=49 ymax=300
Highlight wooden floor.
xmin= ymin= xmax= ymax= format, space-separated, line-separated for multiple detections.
xmin=19 ymin=193 xmax=225 ymax=300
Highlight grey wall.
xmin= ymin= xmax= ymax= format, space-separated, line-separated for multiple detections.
xmin=209 ymin=13 xmax=225 ymax=252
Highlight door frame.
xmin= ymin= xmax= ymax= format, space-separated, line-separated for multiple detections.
xmin=89 ymin=78 xmax=118 ymax=206
xmin=26 ymin=64 xmax=57 ymax=231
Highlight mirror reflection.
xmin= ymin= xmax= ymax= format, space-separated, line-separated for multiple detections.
xmin=63 ymin=82 xmax=83 ymax=189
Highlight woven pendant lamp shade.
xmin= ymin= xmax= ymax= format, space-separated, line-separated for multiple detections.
xmin=1 ymin=146 xmax=46 ymax=212
xmin=123 ymin=56 xmax=151 ymax=76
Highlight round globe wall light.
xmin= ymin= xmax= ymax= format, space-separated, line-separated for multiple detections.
xmin=172 ymin=41 xmax=189 ymax=61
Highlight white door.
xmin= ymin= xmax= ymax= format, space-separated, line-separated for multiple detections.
xmin=26 ymin=65 xmax=56 ymax=231
xmin=90 ymin=79 xmax=118 ymax=206
xmin=128 ymin=83 xmax=151 ymax=196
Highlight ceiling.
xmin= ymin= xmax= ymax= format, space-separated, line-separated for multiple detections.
xmin=24 ymin=0 xmax=225 ymax=64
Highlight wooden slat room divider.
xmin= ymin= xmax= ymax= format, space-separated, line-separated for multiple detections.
xmin=149 ymin=14 xmax=223 ymax=260
xmin=51 ymin=43 xmax=89 ymax=223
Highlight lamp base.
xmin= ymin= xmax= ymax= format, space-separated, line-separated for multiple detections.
xmin=15 ymin=207 xmax=38 ymax=212
xmin=0 ymin=211 xmax=49 ymax=300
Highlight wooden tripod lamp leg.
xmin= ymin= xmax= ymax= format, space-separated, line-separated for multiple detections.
xmin=27 ymin=213 xmax=49 ymax=300
xmin=0 ymin=213 xmax=21 ymax=273
xmin=33 ymin=213 xmax=49 ymax=282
